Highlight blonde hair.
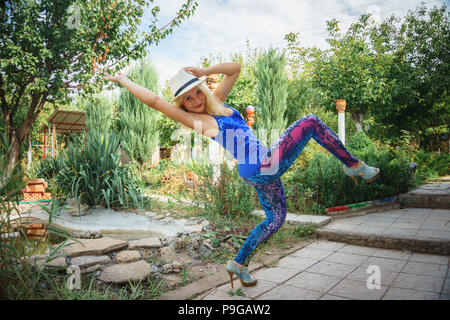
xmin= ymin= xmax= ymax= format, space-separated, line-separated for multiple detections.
xmin=174 ymin=82 xmax=230 ymax=116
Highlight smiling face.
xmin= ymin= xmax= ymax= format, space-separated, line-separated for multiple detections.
xmin=181 ymin=86 xmax=206 ymax=113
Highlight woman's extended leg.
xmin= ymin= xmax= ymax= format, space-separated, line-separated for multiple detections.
xmin=250 ymin=114 xmax=359 ymax=184
xmin=234 ymin=178 xmax=287 ymax=266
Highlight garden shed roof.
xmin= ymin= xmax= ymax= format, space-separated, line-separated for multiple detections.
xmin=42 ymin=110 xmax=86 ymax=133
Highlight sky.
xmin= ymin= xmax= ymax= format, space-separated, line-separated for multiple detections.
xmin=135 ymin=0 xmax=448 ymax=88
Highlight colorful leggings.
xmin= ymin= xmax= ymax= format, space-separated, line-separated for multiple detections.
xmin=234 ymin=114 xmax=359 ymax=266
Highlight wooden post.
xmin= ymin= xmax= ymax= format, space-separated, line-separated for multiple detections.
xmin=52 ymin=121 xmax=56 ymax=159
xmin=336 ymin=99 xmax=346 ymax=145
xmin=43 ymin=130 xmax=46 ymax=159
xmin=27 ymin=134 xmax=32 ymax=172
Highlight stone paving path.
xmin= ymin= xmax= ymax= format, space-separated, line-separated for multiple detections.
xmin=196 ymin=240 xmax=449 ymax=300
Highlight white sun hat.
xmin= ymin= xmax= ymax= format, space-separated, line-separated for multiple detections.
xmin=168 ymin=69 xmax=206 ymax=102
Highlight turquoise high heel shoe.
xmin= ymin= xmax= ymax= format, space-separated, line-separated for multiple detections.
xmin=343 ymin=161 xmax=380 ymax=186
xmin=225 ymin=260 xmax=257 ymax=288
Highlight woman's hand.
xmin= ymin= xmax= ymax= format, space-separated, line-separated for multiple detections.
xmin=184 ymin=67 xmax=206 ymax=78
xmin=104 ymin=72 xmax=127 ymax=84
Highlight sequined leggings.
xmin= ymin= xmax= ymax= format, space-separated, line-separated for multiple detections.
xmin=234 ymin=114 xmax=359 ymax=266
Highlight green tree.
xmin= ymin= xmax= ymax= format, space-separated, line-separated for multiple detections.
xmin=79 ymin=94 xmax=114 ymax=134
xmin=368 ymin=4 xmax=449 ymax=146
xmin=310 ymin=16 xmax=389 ymax=132
xmin=254 ymin=48 xmax=289 ymax=145
xmin=0 ymin=0 xmax=198 ymax=170
xmin=117 ymin=56 xmax=161 ymax=167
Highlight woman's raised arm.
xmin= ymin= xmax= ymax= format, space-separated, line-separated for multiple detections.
xmin=105 ymin=72 xmax=198 ymax=130
xmin=184 ymin=62 xmax=241 ymax=103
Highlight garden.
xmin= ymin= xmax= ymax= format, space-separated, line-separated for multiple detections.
xmin=1 ymin=1 xmax=449 ymax=300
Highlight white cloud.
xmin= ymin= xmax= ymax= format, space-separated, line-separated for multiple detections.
xmin=138 ymin=0 xmax=445 ymax=86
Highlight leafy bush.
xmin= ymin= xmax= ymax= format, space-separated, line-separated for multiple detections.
xmin=35 ymin=130 xmax=147 ymax=210
xmin=414 ymin=150 xmax=450 ymax=181
xmin=195 ymin=163 xmax=256 ymax=219
xmin=282 ymin=131 xmax=411 ymax=214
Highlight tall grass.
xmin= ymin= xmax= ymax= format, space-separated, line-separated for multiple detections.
xmin=34 ymin=130 xmax=148 ymax=210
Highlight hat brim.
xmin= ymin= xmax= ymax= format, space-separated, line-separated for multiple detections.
xmin=170 ymin=76 xmax=207 ymax=103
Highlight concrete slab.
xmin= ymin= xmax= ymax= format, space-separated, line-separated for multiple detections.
xmin=323 ymin=252 xmax=369 ymax=266
xmin=361 ymin=256 xmax=408 ymax=273
xmin=392 ymin=273 xmax=445 ymax=293
xmin=252 ymin=210 xmax=331 ymax=227
xmin=382 ymin=287 xmax=441 ymax=300
xmin=257 ymin=283 xmax=322 ymax=300
xmin=22 ymin=205 xmax=186 ymax=238
xmin=252 ymin=267 xmax=301 ymax=284
xmin=327 ymin=279 xmax=388 ymax=300
xmin=306 ymin=261 xmax=357 ymax=278
xmin=288 ymin=271 xmax=341 ymax=293
xmin=401 ymin=261 xmax=448 ymax=277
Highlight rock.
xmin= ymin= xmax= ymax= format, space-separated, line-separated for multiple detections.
xmin=60 ymin=237 xmax=128 ymax=257
xmin=162 ymin=217 xmax=173 ymax=223
xmin=70 ymin=255 xmax=111 ymax=269
xmin=173 ymin=237 xmax=188 ymax=250
xmin=162 ymin=263 xmax=173 ymax=274
xmin=128 ymin=237 xmax=162 ymax=250
xmin=203 ymin=239 xmax=215 ymax=250
xmin=97 ymin=260 xmax=152 ymax=284
xmin=25 ymin=254 xmax=67 ymax=269
xmin=172 ymin=261 xmax=182 ymax=272
xmin=115 ymin=250 xmax=141 ymax=263
xmin=201 ymin=219 xmax=211 ymax=229
xmin=151 ymin=265 xmax=160 ymax=273
xmin=81 ymin=264 xmax=103 ymax=275
xmin=142 ymin=211 xmax=157 ymax=218
xmin=72 ymin=230 xmax=103 ymax=239
xmin=159 ymin=236 xmax=171 ymax=247
xmin=184 ymin=224 xmax=203 ymax=234
xmin=153 ymin=215 xmax=165 ymax=220
xmin=160 ymin=246 xmax=196 ymax=265
xmin=46 ymin=256 xmax=68 ymax=268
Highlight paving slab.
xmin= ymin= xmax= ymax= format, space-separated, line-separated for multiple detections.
xmin=252 ymin=210 xmax=331 ymax=227
xmin=382 ymin=287 xmax=441 ymax=300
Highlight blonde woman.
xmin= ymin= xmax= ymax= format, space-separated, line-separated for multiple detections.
xmin=105 ymin=62 xmax=379 ymax=288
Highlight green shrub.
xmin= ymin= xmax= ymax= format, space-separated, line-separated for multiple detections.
xmin=414 ymin=150 xmax=450 ymax=181
xmin=283 ymin=131 xmax=411 ymax=214
xmin=195 ymin=163 xmax=256 ymax=219
xmin=35 ymin=130 xmax=147 ymax=210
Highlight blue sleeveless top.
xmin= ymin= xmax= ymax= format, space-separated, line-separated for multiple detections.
xmin=210 ymin=105 xmax=267 ymax=178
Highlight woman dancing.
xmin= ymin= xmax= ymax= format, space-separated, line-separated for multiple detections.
xmin=105 ymin=62 xmax=379 ymax=288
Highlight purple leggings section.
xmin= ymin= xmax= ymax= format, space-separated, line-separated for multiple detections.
xmin=234 ymin=114 xmax=359 ymax=266
xmin=247 ymin=114 xmax=359 ymax=185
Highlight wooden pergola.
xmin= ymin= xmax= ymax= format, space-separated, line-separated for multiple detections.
xmin=40 ymin=110 xmax=86 ymax=159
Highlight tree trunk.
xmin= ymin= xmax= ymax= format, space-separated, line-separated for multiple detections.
xmin=352 ymin=111 xmax=364 ymax=132
xmin=7 ymin=133 xmax=21 ymax=172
